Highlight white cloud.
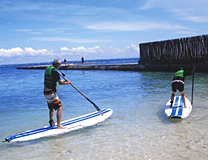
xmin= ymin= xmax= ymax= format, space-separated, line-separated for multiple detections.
xmin=60 ymin=44 xmax=138 ymax=57
xmin=141 ymin=0 xmax=208 ymax=23
xmin=61 ymin=46 xmax=100 ymax=52
xmin=0 ymin=47 xmax=50 ymax=57
xmin=60 ymin=47 xmax=68 ymax=51
xmin=87 ymin=21 xmax=190 ymax=32
xmin=0 ymin=44 xmax=139 ymax=65
xmin=181 ymin=15 xmax=208 ymax=23
xmin=32 ymin=37 xmax=108 ymax=43
xmin=174 ymin=30 xmax=196 ymax=35
xmin=15 ymin=29 xmax=33 ymax=32
xmin=0 ymin=47 xmax=23 ymax=57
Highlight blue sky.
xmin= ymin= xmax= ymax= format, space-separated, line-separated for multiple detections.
xmin=0 ymin=0 xmax=208 ymax=64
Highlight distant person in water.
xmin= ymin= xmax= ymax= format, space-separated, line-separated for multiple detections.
xmin=43 ymin=58 xmax=71 ymax=129
xmin=81 ymin=57 xmax=84 ymax=64
xmin=170 ymin=67 xmax=195 ymax=108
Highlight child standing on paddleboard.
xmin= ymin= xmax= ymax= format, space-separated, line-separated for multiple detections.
xmin=170 ymin=67 xmax=195 ymax=108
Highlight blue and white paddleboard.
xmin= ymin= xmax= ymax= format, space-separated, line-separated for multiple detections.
xmin=5 ymin=108 xmax=113 ymax=143
xmin=165 ymin=96 xmax=192 ymax=119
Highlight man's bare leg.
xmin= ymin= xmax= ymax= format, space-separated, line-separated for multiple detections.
xmin=49 ymin=108 xmax=55 ymax=126
xmin=170 ymin=92 xmax=175 ymax=108
xmin=181 ymin=91 xmax=187 ymax=108
xmin=49 ymin=109 xmax=54 ymax=120
xmin=57 ymin=106 xmax=66 ymax=129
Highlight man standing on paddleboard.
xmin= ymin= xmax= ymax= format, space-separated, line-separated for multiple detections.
xmin=44 ymin=58 xmax=71 ymax=129
xmin=170 ymin=67 xmax=195 ymax=108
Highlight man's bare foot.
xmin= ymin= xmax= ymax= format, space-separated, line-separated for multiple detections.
xmin=49 ymin=119 xmax=55 ymax=126
xmin=57 ymin=125 xmax=66 ymax=129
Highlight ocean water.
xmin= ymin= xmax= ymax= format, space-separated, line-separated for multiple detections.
xmin=0 ymin=58 xmax=208 ymax=160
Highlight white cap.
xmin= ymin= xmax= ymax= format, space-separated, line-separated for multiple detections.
xmin=53 ymin=58 xmax=61 ymax=65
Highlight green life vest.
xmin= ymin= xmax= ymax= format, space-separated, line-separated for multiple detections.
xmin=44 ymin=66 xmax=58 ymax=89
xmin=174 ymin=70 xmax=184 ymax=78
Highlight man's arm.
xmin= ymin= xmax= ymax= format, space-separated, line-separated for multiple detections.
xmin=53 ymin=70 xmax=71 ymax=85
xmin=58 ymin=79 xmax=71 ymax=85
xmin=184 ymin=70 xmax=192 ymax=77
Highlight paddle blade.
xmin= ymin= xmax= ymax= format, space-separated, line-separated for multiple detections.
xmin=98 ymin=110 xmax=103 ymax=116
xmin=93 ymin=104 xmax=103 ymax=116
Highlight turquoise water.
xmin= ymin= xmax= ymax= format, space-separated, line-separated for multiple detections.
xmin=1 ymin=59 xmax=208 ymax=160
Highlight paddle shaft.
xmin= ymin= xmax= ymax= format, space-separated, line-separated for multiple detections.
xmin=57 ymin=70 xmax=103 ymax=116
xmin=191 ymin=69 xmax=195 ymax=105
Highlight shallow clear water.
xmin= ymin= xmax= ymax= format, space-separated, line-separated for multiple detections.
xmin=0 ymin=61 xmax=208 ymax=160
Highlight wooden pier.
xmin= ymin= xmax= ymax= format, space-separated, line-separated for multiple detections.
xmin=139 ymin=34 xmax=208 ymax=72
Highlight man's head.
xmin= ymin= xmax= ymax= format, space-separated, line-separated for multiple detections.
xmin=176 ymin=67 xmax=183 ymax=72
xmin=53 ymin=58 xmax=62 ymax=69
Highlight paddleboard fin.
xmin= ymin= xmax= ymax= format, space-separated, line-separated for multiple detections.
xmin=169 ymin=115 xmax=182 ymax=119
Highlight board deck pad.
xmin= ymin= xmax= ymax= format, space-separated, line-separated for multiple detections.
xmin=165 ymin=96 xmax=192 ymax=119
xmin=5 ymin=108 xmax=113 ymax=143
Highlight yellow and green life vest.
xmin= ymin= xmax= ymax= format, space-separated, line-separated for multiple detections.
xmin=174 ymin=70 xmax=184 ymax=78
xmin=44 ymin=66 xmax=58 ymax=89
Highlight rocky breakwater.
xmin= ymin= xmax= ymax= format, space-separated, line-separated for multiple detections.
xmin=17 ymin=63 xmax=144 ymax=71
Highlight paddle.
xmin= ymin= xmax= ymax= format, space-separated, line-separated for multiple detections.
xmin=57 ymin=70 xmax=103 ymax=116
xmin=191 ymin=66 xmax=195 ymax=105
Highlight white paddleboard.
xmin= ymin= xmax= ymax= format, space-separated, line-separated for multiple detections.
xmin=165 ymin=96 xmax=192 ymax=119
xmin=5 ymin=108 xmax=113 ymax=143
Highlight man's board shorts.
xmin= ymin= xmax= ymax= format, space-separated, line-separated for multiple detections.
xmin=172 ymin=80 xmax=184 ymax=92
xmin=44 ymin=91 xmax=62 ymax=110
